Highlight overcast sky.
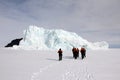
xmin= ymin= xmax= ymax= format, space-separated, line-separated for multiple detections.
xmin=0 ymin=0 xmax=120 ymax=48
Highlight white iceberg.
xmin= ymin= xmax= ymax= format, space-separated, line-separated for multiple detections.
xmin=17 ymin=25 xmax=109 ymax=50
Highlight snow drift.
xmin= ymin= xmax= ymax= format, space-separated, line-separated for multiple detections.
xmin=15 ymin=26 xmax=109 ymax=50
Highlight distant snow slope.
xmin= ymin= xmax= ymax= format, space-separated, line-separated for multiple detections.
xmin=16 ymin=26 xmax=109 ymax=50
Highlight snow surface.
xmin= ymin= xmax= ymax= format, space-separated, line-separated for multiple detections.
xmin=0 ymin=48 xmax=120 ymax=80
xmin=15 ymin=26 xmax=109 ymax=50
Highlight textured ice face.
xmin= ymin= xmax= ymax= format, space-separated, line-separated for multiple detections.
xmin=17 ymin=25 xmax=109 ymax=50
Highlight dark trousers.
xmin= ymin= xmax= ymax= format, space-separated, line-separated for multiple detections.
xmin=59 ymin=56 xmax=62 ymax=61
xmin=81 ymin=52 xmax=86 ymax=59
xmin=59 ymin=53 xmax=62 ymax=61
xmin=74 ymin=52 xmax=78 ymax=59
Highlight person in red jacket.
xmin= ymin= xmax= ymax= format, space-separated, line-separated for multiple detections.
xmin=80 ymin=47 xmax=86 ymax=59
xmin=57 ymin=48 xmax=63 ymax=61
xmin=72 ymin=47 xmax=79 ymax=59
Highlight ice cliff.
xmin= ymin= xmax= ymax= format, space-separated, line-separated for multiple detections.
xmin=15 ymin=26 xmax=109 ymax=50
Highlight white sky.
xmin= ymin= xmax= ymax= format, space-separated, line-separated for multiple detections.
xmin=0 ymin=0 xmax=120 ymax=48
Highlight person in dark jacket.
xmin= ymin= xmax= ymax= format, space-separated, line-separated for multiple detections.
xmin=76 ymin=48 xmax=79 ymax=57
xmin=80 ymin=47 xmax=86 ymax=59
xmin=72 ymin=47 xmax=76 ymax=58
xmin=57 ymin=48 xmax=63 ymax=61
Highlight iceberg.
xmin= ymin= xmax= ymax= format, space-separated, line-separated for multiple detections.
xmin=17 ymin=25 xmax=109 ymax=50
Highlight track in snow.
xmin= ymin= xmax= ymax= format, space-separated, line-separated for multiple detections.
xmin=31 ymin=57 xmax=95 ymax=80
xmin=31 ymin=61 xmax=60 ymax=80
xmin=62 ymin=61 xmax=95 ymax=80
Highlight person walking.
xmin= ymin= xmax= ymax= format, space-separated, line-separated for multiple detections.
xmin=57 ymin=48 xmax=63 ymax=61
xmin=80 ymin=47 xmax=86 ymax=59
xmin=72 ymin=47 xmax=76 ymax=58
xmin=76 ymin=48 xmax=79 ymax=57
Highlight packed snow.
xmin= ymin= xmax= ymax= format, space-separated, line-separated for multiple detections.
xmin=0 ymin=48 xmax=120 ymax=80
xmin=14 ymin=26 xmax=109 ymax=50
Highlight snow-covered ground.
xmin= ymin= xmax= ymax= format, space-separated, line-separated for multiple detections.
xmin=0 ymin=48 xmax=120 ymax=80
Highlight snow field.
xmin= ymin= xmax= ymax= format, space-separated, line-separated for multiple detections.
xmin=31 ymin=58 xmax=94 ymax=80
xmin=0 ymin=48 xmax=120 ymax=80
